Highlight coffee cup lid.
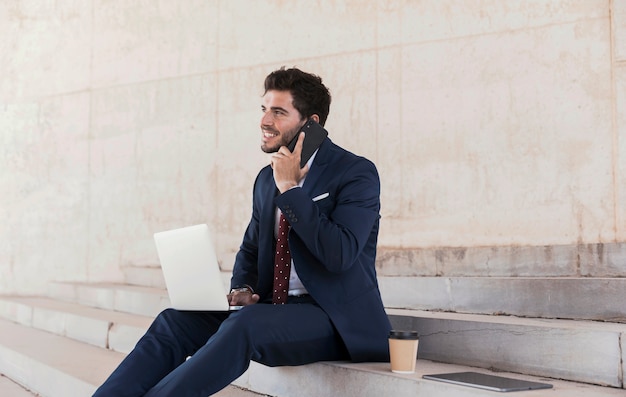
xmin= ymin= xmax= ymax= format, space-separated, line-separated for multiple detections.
xmin=389 ymin=330 xmax=419 ymax=340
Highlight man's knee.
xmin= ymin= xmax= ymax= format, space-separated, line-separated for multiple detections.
xmin=219 ymin=307 xmax=257 ymax=335
xmin=149 ymin=308 xmax=208 ymax=339
xmin=156 ymin=308 xmax=181 ymax=322
xmin=216 ymin=306 xmax=273 ymax=349
xmin=151 ymin=308 xmax=182 ymax=329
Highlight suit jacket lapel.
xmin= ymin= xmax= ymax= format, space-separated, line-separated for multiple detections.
xmin=261 ymin=172 xmax=279 ymax=233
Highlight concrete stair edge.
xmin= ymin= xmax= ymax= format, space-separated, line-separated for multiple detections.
xmin=235 ymin=360 xmax=626 ymax=397
xmin=376 ymin=243 xmax=626 ymax=278
xmin=387 ymin=309 xmax=626 ymax=388
xmin=0 ymin=318 xmax=623 ymax=397
xmin=0 ymin=293 xmax=624 ymax=388
xmin=0 ymin=319 xmax=270 ymax=397
xmin=121 ymin=265 xmax=232 ymax=290
xmin=50 ymin=276 xmax=626 ymax=323
xmin=48 ymin=272 xmax=233 ymax=316
xmin=0 ymin=375 xmax=37 ymax=397
xmin=380 ymin=276 xmax=626 ymax=323
xmin=0 ymin=296 xmax=152 ymax=354
xmin=121 ymin=265 xmax=166 ymax=289
xmin=47 ymin=281 xmax=171 ymax=318
xmin=0 ymin=318 xmax=122 ymax=397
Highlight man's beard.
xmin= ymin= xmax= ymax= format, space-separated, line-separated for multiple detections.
xmin=261 ymin=120 xmax=306 ymax=153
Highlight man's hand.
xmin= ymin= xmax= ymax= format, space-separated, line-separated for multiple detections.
xmin=227 ymin=289 xmax=260 ymax=307
xmin=270 ymin=132 xmax=309 ymax=193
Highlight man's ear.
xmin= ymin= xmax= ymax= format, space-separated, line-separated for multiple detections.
xmin=309 ymin=114 xmax=320 ymax=123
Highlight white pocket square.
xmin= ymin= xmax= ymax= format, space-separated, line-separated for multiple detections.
xmin=312 ymin=192 xmax=330 ymax=202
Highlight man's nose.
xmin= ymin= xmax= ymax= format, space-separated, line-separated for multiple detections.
xmin=261 ymin=111 xmax=273 ymax=126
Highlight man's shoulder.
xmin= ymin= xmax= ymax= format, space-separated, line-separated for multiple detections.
xmin=256 ymin=163 xmax=273 ymax=179
xmin=325 ymin=139 xmax=377 ymax=171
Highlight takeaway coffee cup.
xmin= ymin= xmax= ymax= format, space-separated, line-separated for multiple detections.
xmin=388 ymin=330 xmax=419 ymax=374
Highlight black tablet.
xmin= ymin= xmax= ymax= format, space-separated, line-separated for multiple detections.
xmin=423 ymin=372 xmax=553 ymax=392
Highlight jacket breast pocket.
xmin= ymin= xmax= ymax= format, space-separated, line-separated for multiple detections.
xmin=313 ymin=194 xmax=335 ymax=215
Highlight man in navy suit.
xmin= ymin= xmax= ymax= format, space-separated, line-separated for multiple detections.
xmin=93 ymin=67 xmax=391 ymax=397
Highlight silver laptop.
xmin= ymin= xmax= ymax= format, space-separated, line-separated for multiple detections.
xmin=154 ymin=224 xmax=232 ymax=311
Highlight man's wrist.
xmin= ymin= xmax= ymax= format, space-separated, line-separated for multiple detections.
xmin=278 ymin=183 xmax=299 ymax=193
xmin=230 ymin=285 xmax=254 ymax=294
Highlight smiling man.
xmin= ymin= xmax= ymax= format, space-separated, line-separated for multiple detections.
xmin=93 ymin=67 xmax=391 ymax=397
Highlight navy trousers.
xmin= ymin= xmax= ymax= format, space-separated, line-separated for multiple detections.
xmin=92 ymin=298 xmax=349 ymax=396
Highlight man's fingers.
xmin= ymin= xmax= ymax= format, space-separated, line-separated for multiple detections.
xmin=228 ymin=291 xmax=260 ymax=306
xmin=273 ymin=131 xmax=304 ymax=165
xmin=292 ymin=131 xmax=306 ymax=155
xmin=276 ymin=132 xmax=305 ymax=156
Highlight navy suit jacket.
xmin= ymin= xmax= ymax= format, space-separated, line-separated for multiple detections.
xmin=231 ymin=137 xmax=391 ymax=362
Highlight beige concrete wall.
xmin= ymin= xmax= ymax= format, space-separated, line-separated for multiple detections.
xmin=0 ymin=0 xmax=623 ymax=294
xmin=615 ymin=0 xmax=626 ymax=242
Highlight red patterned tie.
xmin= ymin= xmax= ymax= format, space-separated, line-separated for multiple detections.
xmin=273 ymin=212 xmax=291 ymax=304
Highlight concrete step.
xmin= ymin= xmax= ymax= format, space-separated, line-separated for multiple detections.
xmin=388 ymin=309 xmax=626 ymax=388
xmin=0 ymin=296 xmax=152 ymax=354
xmin=121 ymin=262 xmax=233 ymax=290
xmin=380 ymin=276 xmax=626 ymax=322
xmin=0 ymin=318 xmax=123 ymax=396
xmin=0 ymin=374 xmax=37 ymax=396
xmin=0 ymin=319 xmax=269 ymax=397
xmin=376 ymin=243 xmax=626 ymax=277
xmin=48 ymin=281 xmax=170 ymax=317
xmin=121 ymin=263 xmax=166 ymax=289
xmin=49 ymin=271 xmax=233 ymax=317
xmin=0 ymin=318 xmax=621 ymax=397
xmin=234 ymin=360 xmax=624 ymax=397
xmin=2 ymin=290 xmax=624 ymax=388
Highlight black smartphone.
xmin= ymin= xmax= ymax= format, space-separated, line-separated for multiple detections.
xmin=287 ymin=119 xmax=328 ymax=168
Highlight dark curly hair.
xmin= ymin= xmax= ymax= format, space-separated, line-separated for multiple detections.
xmin=263 ymin=67 xmax=331 ymax=126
